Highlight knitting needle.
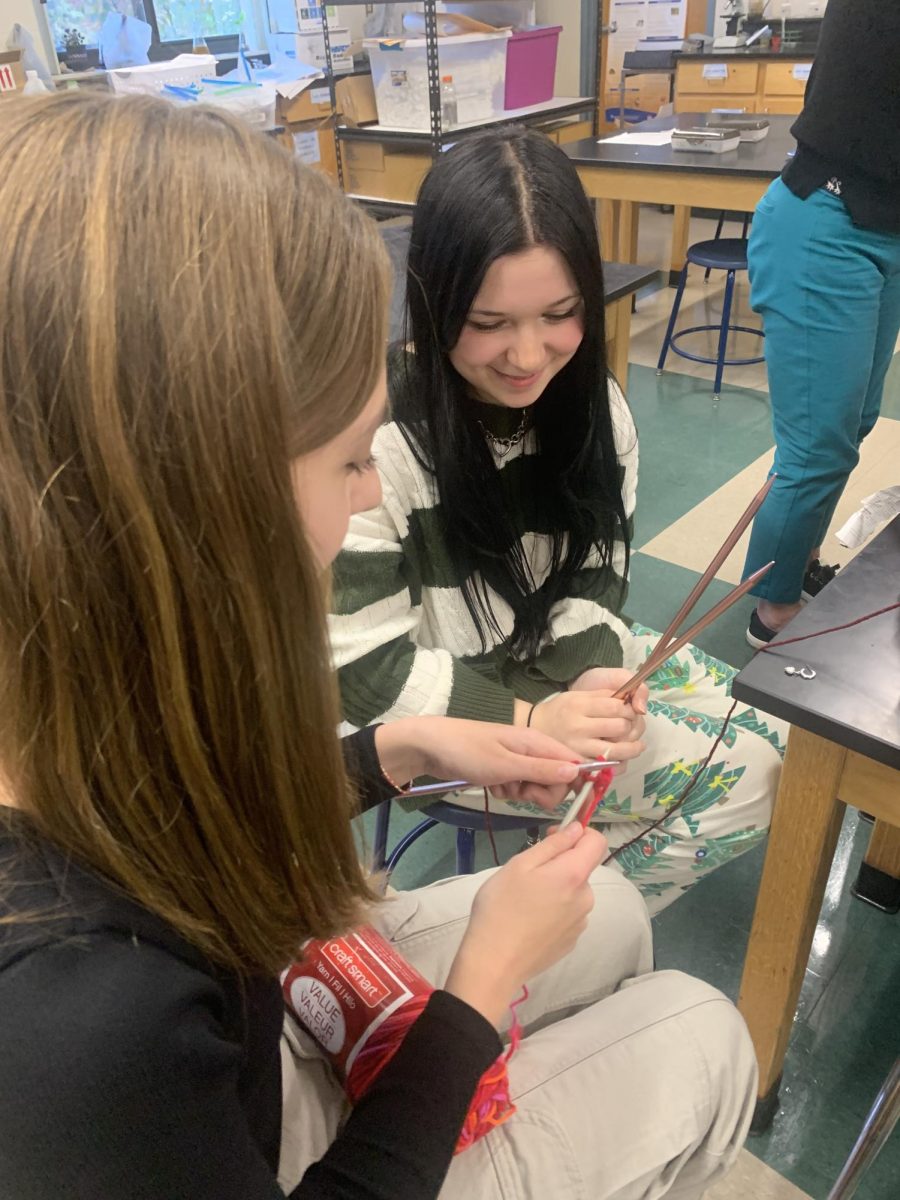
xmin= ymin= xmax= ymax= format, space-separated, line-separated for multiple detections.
xmin=398 ymin=759 xmax=621 ymax=799
xmin=612 ymin=475 xmax=777 ymax=702
xmin=558 ymin=765 xmax=616 ymax=829
xmin=631 ymin=474 xmax=776 ymax=676
xmin=612 ymin=560 xmax=775 ymax=702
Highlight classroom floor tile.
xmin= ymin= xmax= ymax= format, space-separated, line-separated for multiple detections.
xmin=638 ymin=416 xmax=900 ymax=584
xmin=625 ymin=363 xmax=775 ymax=547
xmin=708 ymin=1149 xmax=813 ymax=1199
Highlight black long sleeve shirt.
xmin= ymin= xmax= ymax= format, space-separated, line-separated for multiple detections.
xmin=783 ymin=0 xmax=900 ymax=232
xmin=0 ymin=728 xmax=501 ymax=1199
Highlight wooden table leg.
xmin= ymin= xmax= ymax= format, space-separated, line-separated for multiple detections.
xmin=616 ymin=201 xmax=639 ymax=263
xmin=852 ymin=818 xmax=900 ymax=913
xmin=605 ymin=295 xmax=632 ymax=388
xmin=737 ymin=726 xmax=847 ymax=1130
xmin=670 ymin=204 xmax=692 ymax=283
xmin=599 ymin=199 xmax=618 ymax=262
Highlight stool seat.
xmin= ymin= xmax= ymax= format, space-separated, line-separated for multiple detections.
xmin=657 ymin=234 xmax=763 ymax=399
xmin=686 ymin=238 xmax=749 ymax=272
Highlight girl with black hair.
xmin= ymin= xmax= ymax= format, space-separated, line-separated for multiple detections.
xmin=331 ymin=128 xmax=786 ymax=913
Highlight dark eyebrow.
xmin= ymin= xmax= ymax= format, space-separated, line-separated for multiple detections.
xmin=470 ymin=293 xmax=580 ymax=317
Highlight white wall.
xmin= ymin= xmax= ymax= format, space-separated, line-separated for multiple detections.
xmin=2 ymin=0 xmax=56 ymax=70
xmin=535 ymin=0 xmax=582 ymax=95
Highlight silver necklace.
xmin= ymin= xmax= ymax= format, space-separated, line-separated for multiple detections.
xmin=477 ymin=411 xmax=528 ymax=458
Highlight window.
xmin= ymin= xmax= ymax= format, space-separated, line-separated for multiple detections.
xmin=46 ymin=0 xmax=259 ymax=56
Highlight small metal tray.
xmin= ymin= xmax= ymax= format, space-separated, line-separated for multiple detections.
xmin=671 ymin=127 xmax=741 ymax=154
xmin=706 ymin=113 xmax=771 ymax=141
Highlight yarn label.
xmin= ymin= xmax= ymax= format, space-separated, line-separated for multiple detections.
xmin=282 ymin=925 xmax=429 ymax=1076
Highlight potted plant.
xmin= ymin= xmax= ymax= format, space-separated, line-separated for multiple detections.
xmin=62 ymin=28 xmax=90 ymax=73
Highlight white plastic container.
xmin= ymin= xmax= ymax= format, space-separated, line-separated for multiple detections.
xmin=364 ymin=31 xmax=510 ymax=131
xmin=107 ymin=54 xmax=216 ymax=96
xmin=267 ymin=1 xmax=342 ymax=35
xmin=270 ymin=28 xmax=353 ymax=73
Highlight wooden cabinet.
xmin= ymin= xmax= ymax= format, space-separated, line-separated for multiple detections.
xmin=759 ymin=60 xmax=811 ymax=116
xmin=759 ymin=98 xmax=805 ymax=115
xmin=675 ymin=61 xmax=760 ymax=115
xmin=675 ymin=56 xmax=813 ymax=117
xmin=677 ymin=60 xmax=760 ymax=97
xmin=675 ymin=94 xmax=755 ymax=114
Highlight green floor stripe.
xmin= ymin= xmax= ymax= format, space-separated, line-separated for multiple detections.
xmin=626 ymin=363 xmax=775 ymax=548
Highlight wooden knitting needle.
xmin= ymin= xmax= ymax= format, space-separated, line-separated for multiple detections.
xmin=612 ymin=560 xmax=774 ymax=702
xmin=613 ymin=475 xmax=777 ymax=702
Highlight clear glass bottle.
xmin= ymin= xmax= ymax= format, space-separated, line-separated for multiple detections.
xmin=440 ymin=75 xmax=458 ymax=129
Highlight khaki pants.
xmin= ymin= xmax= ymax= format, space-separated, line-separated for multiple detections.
xmin=279 ymin=868 xmax=757 ymax=1199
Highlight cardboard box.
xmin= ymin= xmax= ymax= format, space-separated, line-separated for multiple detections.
xmin=270 ymin=29 xmax=353 ymax=74
xmin=285 ymin=116 xmax=339 ymax=182
xmin=342 ymin=139 xmax=431 ymax=202
xmin=276 ymin=77 xmax=334 ymax=124
xmin=0 ymin=50 xmax=25 ymax=101
xmin=335 ymin=73 xmax=377 ymax=127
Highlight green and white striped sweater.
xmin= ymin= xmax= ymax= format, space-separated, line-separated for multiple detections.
xmin=330 ymin=380 xmax=638 ymax=733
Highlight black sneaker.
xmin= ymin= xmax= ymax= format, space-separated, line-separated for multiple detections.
xmin=802 ymin=559 xmax=838 ymax=602
xmin=746 ymin=608 xmax=777 ymax=649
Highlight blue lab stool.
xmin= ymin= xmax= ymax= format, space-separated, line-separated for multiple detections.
xmin=373 ymin=798 xmax=549 ymax=876
xmin=657 ymin=237 xmax=764 ymax=399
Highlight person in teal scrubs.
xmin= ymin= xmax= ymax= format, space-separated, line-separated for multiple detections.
xmin=743 ymin=0 xmax=900 ymax=647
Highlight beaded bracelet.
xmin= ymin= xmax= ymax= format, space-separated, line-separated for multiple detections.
xmin=380 ymin=764 xmax=412 ymax=794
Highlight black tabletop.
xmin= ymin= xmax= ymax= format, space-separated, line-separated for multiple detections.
xmin=565 ymin=113 xmax=796 ymax=179
xmin=683 ymin=49 xmax=815 ymax=61
xmin=380 ymin=223 xmax=658 ymax=342
xmin=732 ymin=516 xmax=900 ymax=770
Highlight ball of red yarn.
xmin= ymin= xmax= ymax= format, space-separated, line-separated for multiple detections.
xmin=346 ymin=988 xmax=524 ymax=1154
xmin=281 ymin=926 xmax=525 ymax=1154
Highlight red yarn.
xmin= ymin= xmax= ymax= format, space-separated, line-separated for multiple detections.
xmin=346 ymin=984 xmax=527 ymax=1153
xmin=282 ymin=928 xmax=526 ymax=1154
xmin=576 ymin=765 xmax=615 ymax=826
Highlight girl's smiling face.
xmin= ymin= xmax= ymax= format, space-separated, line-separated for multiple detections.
xmin=449 ymin=246 xmax=584 ymax=409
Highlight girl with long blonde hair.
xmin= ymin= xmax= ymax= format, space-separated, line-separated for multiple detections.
xmin=0 ymin=94 xmax=755 ymax=1199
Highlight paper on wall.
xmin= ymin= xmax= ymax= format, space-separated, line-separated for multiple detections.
xmin=606 ymin=0 xmax=686 ymax=90
xmin=646 ymin=0 xmax=685 ymax=39
xmin=835 ymin=487 xmax=900 ymax=548
xmin=607 ymin=0 xmax=647 ymax=84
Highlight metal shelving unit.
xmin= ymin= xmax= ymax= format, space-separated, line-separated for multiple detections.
xmin=319 ymin=0 xmax=602 ymax=196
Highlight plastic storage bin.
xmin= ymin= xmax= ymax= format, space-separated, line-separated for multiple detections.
xmin=364 ymin=32 xmax=510 ymax=131
xmin=107 ymin=54 xmax=215 ymax=96
xmin=504 ymin=26 xmax=561 ymax=110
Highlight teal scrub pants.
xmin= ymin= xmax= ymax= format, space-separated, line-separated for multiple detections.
xmin=742 ymin=177 xmax=900 ymax=603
